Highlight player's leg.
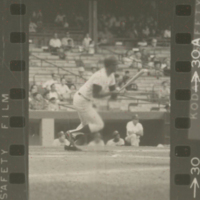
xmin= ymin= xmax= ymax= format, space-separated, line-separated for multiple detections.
xmin=68 ymin=103 xmax=104 ymax=135
xmin=130 ymin=134 xmax=137 ymax=146
xmin=67 ymin=105 xmax=104 ymax=148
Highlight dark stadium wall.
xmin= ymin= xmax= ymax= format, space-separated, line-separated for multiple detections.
xmin=53 ymin=119 xmax=166 ymax=146
xmin=29 ymin=111 xmax=169 ymax=146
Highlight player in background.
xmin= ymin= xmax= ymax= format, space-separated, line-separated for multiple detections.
xmin=65 ymin=56 xmax=119 ymax=150
xmin=125 ymin=114 xmax=143 ymax=146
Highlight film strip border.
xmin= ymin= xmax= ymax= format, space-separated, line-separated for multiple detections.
xmin=171 ymin=0 xmax=200 ymax=199
xmin=0 ymin=1 xmax=28 ymax=200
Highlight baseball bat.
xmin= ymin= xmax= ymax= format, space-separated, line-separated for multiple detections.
xmin=119 ymin=69 xmax=148 ymax=92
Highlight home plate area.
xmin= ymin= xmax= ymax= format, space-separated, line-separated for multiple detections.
xmin=29 ymin=146 xmax=170 ymax=200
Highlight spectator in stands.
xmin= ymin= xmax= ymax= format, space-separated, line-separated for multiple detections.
xmin=164 ymin=26 xmax=171 ymax=38
xmin=49 ymin=33 xmax=62 ymax=54
xmin=82 ymin=33 xmax=92 ymax=52
xmin=43 ymin=91 xmax=50 ymax=102
xmin=106 ymin=131 xmax=125 ymax=146
xmin=55 ymin=11 xmax=66 ymax=26
xmin=70 ymin=85 xmax=77 ymax=92
xmin=131 ymin=51 xmax=142 ymax=71
xmin=57 ymin=78 xmax=71 ymax=101
xmin=125 ymin=114 xmax=143 ymax=147
xmin=48 ymin=97 xmax=59 ymax=111
xmin=88 ymin=132 xmax=105 ymax=147
xmin=119 ymin=71 xmax=130 ymax=88
xmin=154 ymin=61 xmax=163 ymax=79
xmin=108 ymin=15 xmax=116 ymax=30
xmin=53 ymin=131 xmax=70 ymax=146
xmin=115 ymin=73 xmax=121 ymax=90
xmin=77 ymin=67 xmax=86 ymax=87
xmin=63 ymin=17 xmax=69 ymax=31
xmin=150 ymin=38 xmax=157 ymax=47
xmin=49 ymin=83 xmax=60 ymax=101
xmin=76 ymin=14 xmax=84 ymax=29
xmin=114 ymin=17 xmax=121 ymax=35
xmin=61 ymin=32 xmax=74 ymax=51
xmin=142 ymin=26 xmax=150 ymax=38
xmin=158 ymin=81 xmax=170 ymax=106
xmin=31 ymin=11 xmax=37 ymax=22
xmin=29 ymin=93 xmax=48 ymax=110
xmin=88 ymin=40 xmax=95 ymax=55
xmin=36 ymin=9 xmax=43 ymax=21
xmin=66 ymin=77 xmax=76 ymax=90
xmin=29 ymin=21 xmax=37 ymax=33
xmin=29 ymin=84 xmax=38 ymax=101
xmin=162 ymin=58 xmax=170 ymax=76
xmin=43 ymin=73 xmax=59 ymax=91
xmin=123 ymin=70 xmax=130 ymax=82
xmin=34 ymin=10 xmax=43 ymax=32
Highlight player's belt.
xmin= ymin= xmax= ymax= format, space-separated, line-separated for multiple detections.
xmin=78 ymin=92 xmax=91 ymax=102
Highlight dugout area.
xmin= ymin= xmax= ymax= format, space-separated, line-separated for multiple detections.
xmin=29 ymin=111 xmax=170 ymax=146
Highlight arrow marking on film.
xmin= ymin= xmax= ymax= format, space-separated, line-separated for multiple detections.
xmin=190 ymin=178 xmax=200 ymax=198
xmin=191 ymin=71 xmax=200 ymax=92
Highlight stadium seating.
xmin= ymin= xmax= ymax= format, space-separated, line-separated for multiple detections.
xmin=29 ymin=45 xmax=170 ymax=111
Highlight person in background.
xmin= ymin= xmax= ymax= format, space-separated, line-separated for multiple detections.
xmin=57 ymin=78 xmax=71 ymax=101
xmin=49 ymin=33 xmax=62 ymax=54
xmin=53 ymin=131 xmax=70 ymax=146
xmin=43 ymin=91 xmax=50 ymax=103
xmin=70 ymin=85 xmax=77 ymax=91
xmin=164 ymin=26 xmax=171 ymax=38
xmin=154 ymin=61 xmax=163 ymax=79
xmin=55 ymin=11 xmax=66 ymax=26
xmin=65 ymin=77 xmax=76 ymax=90
xmin=106 ymin=130 xmax=125 ymax=146
xmin=48 ymin=97 xmax=59 ymax=111
xmin=158 ymin=81 xmax=170 ymax=107
xmin=125 ymin=114 xmax=144 ymax=147
xmin=29 ymin=93 xmax=48 ymax=110
xmin=29 ymin=84 xmax=38 ymax=101
xmin=88 ymin=40 xmax=95 ymax=55
xmin=88 ymin=132 xmax=105 ymax=147
xmin=49 ymin=83 xmax=60 ymax=101
xmin=43 ymin=73 xmax=59 ymax=91
xmin=162 ymin=58 xmax=170 ymax=77
xmin=63 ymin=17 xmax=69 ymax=31
xmin=29 ymin=21 xmax=37 ymax=33
xmin=131 ymin=51 xmax=142 ymax=71
xmin=114 ymin=73 xmax=121 ymax=90
xmin=61 ymin=32 xmax=74 ymax=51
xmin=119 ymin=71 xmax=130 ymax=88
xmin=76 ymin=67 xmax=86 ymax=87
xmin=82 ymin=33 xmax=92 ymax=52
xmin=150 ymin=38 xmax=157 ymax=48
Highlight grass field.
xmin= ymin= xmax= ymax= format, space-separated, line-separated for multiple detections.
xmin=29 ymin=146 xmax=170 ymax=200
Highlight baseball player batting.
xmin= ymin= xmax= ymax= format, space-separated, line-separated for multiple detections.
xmin=65 ymin=56 xmax=119 ymax=151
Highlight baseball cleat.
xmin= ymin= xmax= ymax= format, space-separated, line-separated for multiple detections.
xmin=64 ymin=145 xmax=82 ymax=151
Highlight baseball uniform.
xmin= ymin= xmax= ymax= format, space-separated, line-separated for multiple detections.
xmin=72 ymin=68 xmax=115 ymax=133
xmin=125 ymin=121 xmax=143 ymax=146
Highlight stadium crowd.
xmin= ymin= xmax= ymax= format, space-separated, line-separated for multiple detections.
xmin=29 ymin=8 xmax=171 ymax=40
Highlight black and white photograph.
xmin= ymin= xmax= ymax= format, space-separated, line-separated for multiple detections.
xmin=28 ymin=0 xmax=171 ymax=200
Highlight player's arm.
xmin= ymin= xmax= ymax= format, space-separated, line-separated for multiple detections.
xmin=109 ymin=85 xmax=118 ymax=100
xmin=92 ymin=84 xmax=118 ymax=98
xmin=135 ymin=125 xmax=144 ymax=136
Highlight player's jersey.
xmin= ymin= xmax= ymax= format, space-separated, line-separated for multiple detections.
xmin=78 ymin=68 xmax=115 ymax=100
xmin=126 ymin=121 xmax=143 ymax=135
